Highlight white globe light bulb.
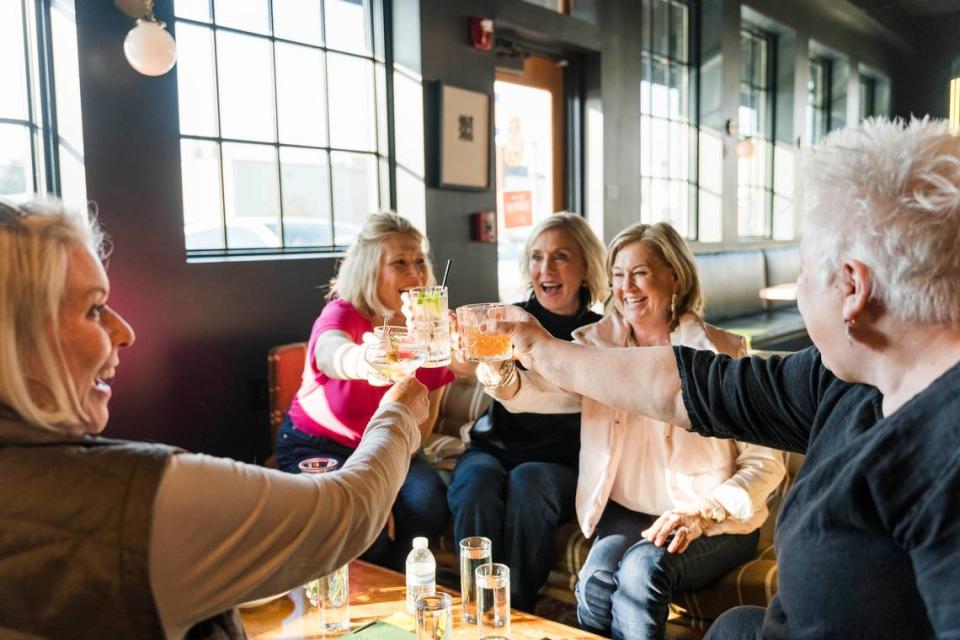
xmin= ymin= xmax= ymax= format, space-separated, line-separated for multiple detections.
xmin=123 ymin=18 xmax=177 ymax=77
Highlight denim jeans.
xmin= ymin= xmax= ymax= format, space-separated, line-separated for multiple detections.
xmin=446 ymin=446 xmax=578 ymax=612
xmin=705 ymin=605 xmax=765 ymax=640
xmin=576 ymin=500 xmax=760 ymax=640
xmin=275 ymin=417 xmax=449 ymax=572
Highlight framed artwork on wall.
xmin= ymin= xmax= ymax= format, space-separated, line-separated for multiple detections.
xmin=439 ymin=83 xmax=490 ymax=190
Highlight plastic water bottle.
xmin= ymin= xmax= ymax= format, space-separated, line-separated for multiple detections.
xmin=405 ymin=536 xmax=436 ymax=613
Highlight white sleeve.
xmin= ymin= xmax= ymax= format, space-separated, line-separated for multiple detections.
xmin=149 ymin=402 xmax=419 ymax=639
xmin=314 ymin=330 xmax=371 ymax=380
xmin=705 ymin=442 xmax=786 ymax=535
xmin=491 ymin=369 xmax=582 ymax=414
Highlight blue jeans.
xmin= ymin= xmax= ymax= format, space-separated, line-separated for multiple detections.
xmin=705 ymin=606 xmax=765 ymax=639
xmin=446 ymin=446 xmax=578 ymax=612
xmin=276 ymin=417 xmax=449 ymax=572
xmin=576 ymin=500 xmax=760 ymax=640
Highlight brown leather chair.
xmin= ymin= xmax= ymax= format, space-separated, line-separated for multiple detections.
xmin=266 ymin=342 xmax=307 ymax=468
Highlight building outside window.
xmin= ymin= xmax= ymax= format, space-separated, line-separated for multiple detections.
xmin=174 ymin=0 xmax=390 ymax=256
xmin=0 ymin=0 xmax=86 ymax=211
xmin=737 ymin=27 xmax=775 ymax=239
xmin=639 ymin=0 xmax=698 ymax=239
xmin=807 ymin=57 xmax=831 ymax=144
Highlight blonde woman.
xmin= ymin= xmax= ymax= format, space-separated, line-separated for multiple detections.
xmin=485 ymin=222 xmax=784 ymax=639
xmin=0 ymin=199 xmax=429 ymax=638
xmin=447 ymin=212 xmax=608 ymax=611
xmin=276 ymin=212 xmax=454 ymax=571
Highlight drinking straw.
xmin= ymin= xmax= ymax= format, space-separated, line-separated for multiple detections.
xmin=440 ymin=258 xmax=452 ymax=288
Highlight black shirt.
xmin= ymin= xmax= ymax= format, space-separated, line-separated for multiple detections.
xmin=469 ymin=293 xmax=602 ymax=469
xmin=675 ymin=345 xmax=960 ymax=639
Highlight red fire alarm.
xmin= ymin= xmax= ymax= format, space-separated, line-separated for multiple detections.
xmin=470 ymin=211 xmax=497 ymax=243
xmin=469 ymin=17 xmax=493 ymax=51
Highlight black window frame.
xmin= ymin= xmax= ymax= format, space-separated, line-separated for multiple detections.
xmin=174 ymin=0 xmax=395 ymax=259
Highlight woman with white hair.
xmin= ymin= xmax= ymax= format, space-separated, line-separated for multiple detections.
xmin=0 ymin=199 xmax=430 ymax=638
xmin=445 ymin=213 xmax=608 ymax=611
xmin=488 ymin=118 xmax=960 ymax=638
xmin=275 ymin=212 xmax=454 ymax=571
xmin=484 ymin=222 xmax=784 ymax=640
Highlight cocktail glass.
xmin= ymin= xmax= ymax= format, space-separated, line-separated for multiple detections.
xmin=364 ymin=326 xmax=427 ymax=383
xmin=455 ymin=303 xmax=519 ymax=362
xmin=407 ymin=286 xmax=452 ymax=368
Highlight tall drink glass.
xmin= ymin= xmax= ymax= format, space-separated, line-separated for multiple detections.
xmin=415 ymin=593 xmax=453 ymax=640
xmin=455 ymin=303 xmax=519 ymax=362
xmin=475 ymin=563 xmax=510 ymax=638
xmin=408 ymin=286 xmax=452 ymax=367
xmin=458 ymin=537 xmax=492 ymax=623
xmin=298 ymin=457 xmax=350 ymax=632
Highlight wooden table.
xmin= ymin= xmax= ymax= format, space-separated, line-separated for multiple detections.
xmin=240 ymin=560 xmax=602 ymax=640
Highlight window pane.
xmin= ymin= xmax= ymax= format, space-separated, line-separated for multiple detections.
xmin=0 ymin=0 xmax=29 ymax=120
xmin=324 ymin=0 xmax=372 ymax=55
xmin=176 ymin=24 xmax=219 ymax=137
xmin=50 ymin=0 xmax=85 ymax=199
xmin=669 ymin=1 xmax=688 ymax=64
xmin=669 ymin=121 xmax=688 ymax=179
xmin=276 ymin=43 xmax=326 ymax=146
xmin=0 ymin=124 xmax=32 ymax=197
xmin=58 ymin=143 xmax=86 ymax=212
xmin=222 ymin=142 xmax=281 ymax=248
xmin=669 ymin=62 xmax=688 ymax=121
xmin=273 ymin=0 xmax=323 ymax=45
xmin=651 ymin=0 xmax=669 ymax=57
xmin=650 ymin=120 xmax=668 ymax=178
xmin=331 ymin=151 xmax=377 ymax=244
xmin=181 ymin=139 xmax=224 ymax=250
xmin=280 ymin=146 xmax=332 ymax=246
xmin=740 ymin=33 xmax=752 ymax=84
xmin=650 ymin=58 xmax=669 ymax=116
xmin=640 ymin=0 xmax=651 ymax=51
xmin=217 ymin=32 xmax=275 ymax=142
xmin=327 ymin=53 xmax=375 ymax=151
xmin=174 ymin=0 xmax=211 ymax=21
xmin=752 ymin=39 xmax=767 ymax=88
xmin=214 ymin=0 xmax=270 ymax=34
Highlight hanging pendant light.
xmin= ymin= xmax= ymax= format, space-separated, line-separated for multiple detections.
xmin=115 ymin=0 xmax=177 ymax=77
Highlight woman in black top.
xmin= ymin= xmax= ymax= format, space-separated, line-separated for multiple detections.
xmin=490 ymin=119 xmax=960 ymax=638
xmin=447 ymin=212 xmax=606 ymax=611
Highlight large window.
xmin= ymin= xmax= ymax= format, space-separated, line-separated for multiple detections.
xmin=737 ymin=28 xmax=775 ymax=239
xmin=0 ymin=0 xmax=86 ymax=209
xmin=639 ymin=0 xmax=697 ymax=239
xmin=807 ymin=57 xmax=830 ymax=144
xmin=174 ymin=0 xmax=390 ymax=255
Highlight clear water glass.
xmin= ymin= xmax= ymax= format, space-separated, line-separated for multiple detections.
xmin=475 ymin=563 xmax=510 ymax=638
xmin=458 ymin=536 xmax=492 ymax=623
xmin=298 ymin=457 xmax=350 ymax=631
xmin=415 ymin=592 xmax=452 ymax=640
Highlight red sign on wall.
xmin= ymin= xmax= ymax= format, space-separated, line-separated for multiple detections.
xmin=503 ymin=190 xmax=533 ymax=228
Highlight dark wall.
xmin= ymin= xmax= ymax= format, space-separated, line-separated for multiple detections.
xmin=892 ymin=15 xmax=958 ymax=119
xmin=76 ymin=1 xmax=336 ymax=463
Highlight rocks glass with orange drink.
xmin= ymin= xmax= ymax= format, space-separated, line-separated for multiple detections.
xmin=455 ymin=303 xmax=519 ymax=361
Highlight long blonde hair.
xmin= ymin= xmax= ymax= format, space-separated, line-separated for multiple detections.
xmin=328 ymin=212 xmax=435 ymax=318
xmin=0 ymin=198 xmax=106 ymax=431
xmin=519 ymin=213 xmax=608 ymax=306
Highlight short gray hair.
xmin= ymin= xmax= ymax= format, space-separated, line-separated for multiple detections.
xmin=802 ymin=117 xmax=960 ymax=324
xmin=519 ymin=212 xmax=608 ymax=306
xmin=329 ymin=212 xmax=434 ymax=318
xmin=0 ymin=198 xmax=105 ymax=431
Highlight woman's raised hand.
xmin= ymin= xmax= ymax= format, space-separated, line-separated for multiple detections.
xmin=640 ymin=510 xmax=709 ymax=554
xmin=482 ymin=307 xmax=552 ymax=370
xmin=381 ymin=375 xmax=430 ymax=426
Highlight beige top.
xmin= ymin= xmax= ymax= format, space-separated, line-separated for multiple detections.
xmin=149 ymin=402 xmax=419 ymax=639
xmin=496 ymin=314 xmax=785 ymax=539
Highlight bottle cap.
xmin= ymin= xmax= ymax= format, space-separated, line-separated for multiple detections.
xmin=412 ymin=536 xmax=428 ymax=549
